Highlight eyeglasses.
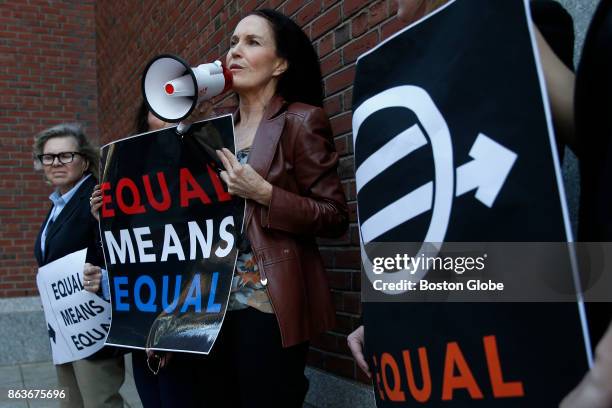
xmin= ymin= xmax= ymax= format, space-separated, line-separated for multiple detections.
xmin=37 ymin=152 xmax=82 ymax=166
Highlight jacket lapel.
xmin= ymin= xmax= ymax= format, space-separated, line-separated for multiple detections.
xmin=241 ymin=95 xmax=287 ymax=231
xmin=35 ymin=207 xmax=52 ymax=265
xmin=246 ymin=95 xmax=287 ymax=178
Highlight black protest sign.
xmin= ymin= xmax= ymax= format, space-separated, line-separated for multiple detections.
xmin=100 ymin=115 xmax=243 ymax=354
xmin=352 ymin=0 xmax=590 ymax=405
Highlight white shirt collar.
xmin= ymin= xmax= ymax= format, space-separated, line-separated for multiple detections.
xmin=48 ymin=173 xmax=92 ymax=206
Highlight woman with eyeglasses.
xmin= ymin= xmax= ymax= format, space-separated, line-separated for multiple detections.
xmin=33 ymin=123 xmax=125 ymax=408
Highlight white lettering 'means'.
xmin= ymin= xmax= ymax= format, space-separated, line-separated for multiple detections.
xmin=103 ymin=216 xmax=235 ymax=265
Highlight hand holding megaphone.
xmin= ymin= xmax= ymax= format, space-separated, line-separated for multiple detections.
xmin=142 ymin=54 xmax=232 ymax=124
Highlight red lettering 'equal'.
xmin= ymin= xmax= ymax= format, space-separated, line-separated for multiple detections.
xmin=402 ymin=347 xmax=432 ymax=402
xmin=372 ymin=355 xmax=386 ymax=401
xmin=101 ymin=182 xmax=115 ymax=218
xmin=441 ymin=342 xmax=484 ymax=400
xmin=483 ymin=335 xmax=525 ymax=398
xmin=143 ymin=172 xmax=171 ymax=212
xmin=180 ymin=168 xmax=212 ymax=207
xmin=207 ymin=164 xmax=231 ymax=202
xmin=116 ymin=178 xmax=146 ymax=215
xmin=381 ymin=352 xmax=407 ymax=402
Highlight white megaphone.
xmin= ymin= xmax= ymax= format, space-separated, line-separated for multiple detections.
xmin=142 ymin=54 xmax=233 ymax=123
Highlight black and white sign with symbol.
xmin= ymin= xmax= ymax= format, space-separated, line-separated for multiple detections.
xmin=354 ymin=1 xmax=591 ymax=405
xmin=351 ymin=0 xmax=574 ymax=294
xmin=353 ymin=86 xmax=517 ymax=292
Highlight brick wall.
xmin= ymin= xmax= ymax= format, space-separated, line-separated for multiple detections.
xmin=95 ymin=0 xmax=406 ymax=383
xmin=0 ymin=1 xmax=97 ymax=297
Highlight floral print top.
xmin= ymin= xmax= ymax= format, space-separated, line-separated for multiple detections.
xmin=227 ymin=147 xmax=274 ymax=314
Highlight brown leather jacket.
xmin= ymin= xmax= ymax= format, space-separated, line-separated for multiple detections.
xmin=241 ymin=95 xmax=348 ymax=347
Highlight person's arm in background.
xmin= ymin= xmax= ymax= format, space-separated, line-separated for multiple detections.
xmin=535 ymin=26 xmax=576 ymax=149
xmin=347 ymin=325 xmax=371 ymax=378
xmin=530 ymin=0 xmax=577 ymax=150
xmin=561 ymin=321 xmax=612 ymax=408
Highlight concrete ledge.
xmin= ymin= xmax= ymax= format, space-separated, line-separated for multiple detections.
xmin=1 ymin=297 xmax=375 ymax=407
xmin=305 ymin=366 xmax=375 ymax=408
xmin=0 ymin=296 xmax=51 ymax=365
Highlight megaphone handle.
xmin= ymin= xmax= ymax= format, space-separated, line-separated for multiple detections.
xmin=176 ymin=121 xmax=191 ymax=135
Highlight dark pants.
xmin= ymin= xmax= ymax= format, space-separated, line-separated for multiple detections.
xmin=132 ymin=350 xmax=199 ymax=408
xmin=196 ymin=307 xmax=310 ymax=408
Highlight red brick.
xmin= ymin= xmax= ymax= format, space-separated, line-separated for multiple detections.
xmin=342 ymin=0 xmax=370 ymax=18
xmin=2 ymin=0 xmax=97 ymax=296
xmin=317 ymin=31 xmax=334 ymax=57
xmin=343 ymin=30 xmax=379 ymax=63
xmin=320 ymin=49 xmax=342 ymax=77
xmin=284 ymin=0 xmax=305 ymax=16
xmin=323 ymin=93 xmax=342 ymax=117
xmin=341 ymin=292 xmax=362 ymax=314
xmin=343 ymin=88 xmax=354 ymax=109
xmin=319 ymin=248 xmax=335 ymax=268
xmin=334 ymin=312 xmax=360 ymax=334
xmin=334 ymin=248 xmax=360 ymax=269
xmin=389 ymin=0 xmax=399 ymax=16
xmin=382 ymin=15 xmax=406 ymax=40
xmin=324 ymin=353 xmax=355 ymax=378
xmin=311 ymin=5 xmax=341 ymax=40
xmin=310 ymin=331 xmax=339 ymax=351
xmin=326 ymin=270 xmax=352 ymax=291
xmin=334 ymin=134 xmax=348 ymax=155
xmin=342 ymin=180 xmax=357 ymax=200
xmin=307 ymin=348 xmax=326 ymax=369
xmin=324 ymin=66 xmax=355 ymax=95
xmin=350 ymin=270 xmax=361 ymax=291
xmin=330 ymin=111 xmax=352 ymax=136
xmin=351 ymin=11 xmax=368 ymax=37
xmin=295 ymin=0 xmax=322 ymax=26
xmin=368 ymin=0 xmax=389 ymax=26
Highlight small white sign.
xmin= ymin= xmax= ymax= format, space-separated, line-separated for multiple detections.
xmin=36 ymin=249 xmax=111 ymax=364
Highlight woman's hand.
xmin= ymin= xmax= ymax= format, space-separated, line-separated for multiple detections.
xmin=197 ymin=101 xmax=215 ymax=119
xmin=82 ymin=263 xmax=102 ymax=293
xmin=347 ymin=325 xmax=371 ymax=378
xmin=90 ymin=184 xmax=102 ymax=222
xmin=216 ymin=148 xmax=273 ymax=206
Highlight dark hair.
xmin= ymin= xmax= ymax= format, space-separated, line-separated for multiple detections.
xmin=135 ymin=100 xmax=150 ymax=133
xmin=248 ymin=9 xmax=324 ymax=107
xmin=33 ymin=123 xmax=100 ymax=180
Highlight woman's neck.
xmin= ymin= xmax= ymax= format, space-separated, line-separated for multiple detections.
xmin=237 ymin=82 xmax=277 ymax=126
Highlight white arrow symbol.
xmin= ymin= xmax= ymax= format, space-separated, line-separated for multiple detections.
xmin=359 ymin=132 xmax=516 ymax=242
xmin=455 ymin=133 xmax=517 ymax=207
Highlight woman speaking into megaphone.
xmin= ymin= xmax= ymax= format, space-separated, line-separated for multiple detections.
xmin=196 ymin=10 xmax=347 ymax=406
xmin=142 ymin=55 xmax=233 ymax=129
xmin=93 ymin=8 xmax=348 ymax=407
